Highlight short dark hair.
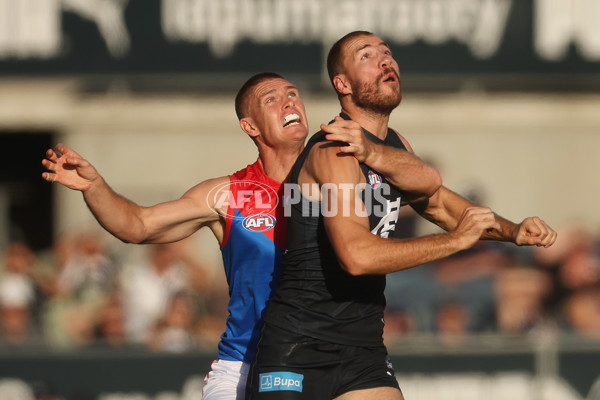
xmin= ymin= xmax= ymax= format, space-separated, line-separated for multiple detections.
xmin=235 ymin=72 xmax=285 ymax=120
xmin=326 ymin=31 xmax=374 ymax=93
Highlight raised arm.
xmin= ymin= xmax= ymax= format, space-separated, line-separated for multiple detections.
xmin=321 ymin=117 xmax=442 ymax=201
xmin=42 ymin=143 xmax=224 ymax=244
xmin=300 ymin=143 xmax=500 ymax=276
xmin=412 ymin=185 xmax=557 ymax=247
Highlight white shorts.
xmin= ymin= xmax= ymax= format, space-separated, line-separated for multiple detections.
xmin=202 ymin=359 xmax=250 ymax=400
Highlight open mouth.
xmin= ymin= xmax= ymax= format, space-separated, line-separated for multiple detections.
xmin=382 ymin=73 xmax=398 ymax=83
xmin=283 ymin=113 xmax=301 ymax=127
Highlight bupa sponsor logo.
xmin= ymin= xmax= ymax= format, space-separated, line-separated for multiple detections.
xmin=242 ymin=214 xmax=276 ymax=232
xmin=368 ymin=170 xmax=382 ymax=189
xmin=259 ymin=372 xmax=304 ymax=393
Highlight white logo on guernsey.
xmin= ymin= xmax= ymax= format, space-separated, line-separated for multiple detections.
xmin=371 ymin=198 xmax=401 ymax=238
xmin=243 ymin=214 xmax=276 ymax=232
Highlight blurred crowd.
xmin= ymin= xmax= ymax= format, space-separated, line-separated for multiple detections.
xmin=1 ymin=219 xmax=600 ymax=352
xmin=385 ymin=206 xmax=600 ymax=347
xmin=0 ymin=231 xmax=229 ymax=352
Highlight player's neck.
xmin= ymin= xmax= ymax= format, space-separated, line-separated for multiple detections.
xmin=341 ymin=104 xmax=390 ymax=140
xmin=259 ymin=145 xmax=304 ymax=183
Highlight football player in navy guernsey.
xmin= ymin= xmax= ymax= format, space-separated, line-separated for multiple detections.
xmin=246 ymin=32 xmax=557 ymax=400
xmin=41 ymin=72 xmax=420 ymax=400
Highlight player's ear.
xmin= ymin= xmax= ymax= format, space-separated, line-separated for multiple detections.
xmin=333 ymin=74 xmax=352 ymax=96
xmin=240 ymin=117 xmax=260 ymax=138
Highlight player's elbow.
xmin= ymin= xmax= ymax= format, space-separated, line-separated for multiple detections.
xmin=424 ymin=166 xmax=443 ymax=197
xmin=336 ymin=242 xmax=374 ymax=276
xmin=340 ymin=257 xmax=373 ymax=276
xmin=123 ymin=236 xmax=145 ymax=245
xmin=116 ymin=232 xmax=146 ymax=245
xmin=407 ymin=167 xmax=442 ymax=203
xmin=113 ymin=224 xmax=150 ymax=245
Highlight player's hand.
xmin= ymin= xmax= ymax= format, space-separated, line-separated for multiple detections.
xmin=41 ymin=143 xmax=101 ymax=191
xmin=452 ymin=207 xmax=501 ymax=250
xmin=322 ymin=116 xmax=378 ymax=164
xmin=513 ymin=217 xmax=557 ymax=248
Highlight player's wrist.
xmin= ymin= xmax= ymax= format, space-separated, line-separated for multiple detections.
xmin=82 ymin=175 xmax=105 ymax=194
xmin=447 ymin=230 xmax=476 ymax=252
xmin=363 ymin=143 xmax=381 ymax=168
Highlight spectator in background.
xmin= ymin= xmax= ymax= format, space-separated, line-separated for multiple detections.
xmin=119 ymin=239 xmax=210 ymax=344
xmin=556 ymin=228 xmax=600 ymax=292
xmin=33 ymin=233 xmax=77 ymax=300
xmin=434 ymin=300 xmax=470 ymax=347
xmin=494 ymin=263 xmax=553 ymax=334
xmin=55 ymin=230 xmax=119 ymax=302
xmin=93 ymin=292 xmax=128 ymax=348
xmin=42 ymin=230 xmax=119 ymax=348
xmin=431 ymin=241 xmax=510 ymax=332
xmin=147 ymin=292 xmax=197 ymax=353
xmin=561 ymin=284 xmax=600 ymax=339
xmin=0 ymin=242 xmax=39 ymax=345
xmin=384 ymin=183 xmax=510 ymax=340
xmin=533 ymin=225 xmax=600 ymax=335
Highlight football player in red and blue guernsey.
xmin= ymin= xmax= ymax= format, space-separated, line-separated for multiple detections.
xmin=42 ymin=72 xmax=376 ymax=400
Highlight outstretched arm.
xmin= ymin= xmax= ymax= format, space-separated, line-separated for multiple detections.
xmin=321 ymin=116 xmax=442 ymax=202
xmin=42 ymin=143 xmax=224 ymax=244
xmin=412 ymin=185 xmax=557 ymax=247
xmin=321 ymin=120 xmax=557 ymax=249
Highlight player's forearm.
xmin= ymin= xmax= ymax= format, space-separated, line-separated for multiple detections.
xmin=82 ymin=178 xmax=148 ymax=243
xmin=480 ymin=214 xmax=518 ymax=242
xmin=367 ymin=145 xmax=442 ymax=199
xmin=337 ymin=231 xmax=466 ymax=275
xmin=413 ymin=186 xmax=519 ymax=242
xmin=411 ymin=186 xmax=471 ymax=231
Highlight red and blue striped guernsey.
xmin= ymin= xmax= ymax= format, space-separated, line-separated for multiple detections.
xmin=218 ymin=159 xmax=286 ymax=362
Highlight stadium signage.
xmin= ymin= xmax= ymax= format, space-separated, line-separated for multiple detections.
xmin=0 ymin=0 xmax=598 ymax=80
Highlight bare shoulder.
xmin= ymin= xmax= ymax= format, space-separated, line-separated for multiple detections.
xmin=306 ymin=141 xmax=363 ymax=184
xmin=183 ymin=176 xmax=229 ymax=196
xmin=181 ymin=175 xmax=230 ymax=215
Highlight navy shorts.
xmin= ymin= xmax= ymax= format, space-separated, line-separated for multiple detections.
xmin=245 ymin=323 xmax=400 ymax=400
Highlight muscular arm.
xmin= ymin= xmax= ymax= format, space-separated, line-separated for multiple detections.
xmin=42 ymin=144 xmax=224 ymax=244
xmin=412 ymin=185 xmax=557 ymax=247
xmin=321 ymin=121 xmax=556 ymax=248
xmin=301 ymin=143 xmax=500 ymax=276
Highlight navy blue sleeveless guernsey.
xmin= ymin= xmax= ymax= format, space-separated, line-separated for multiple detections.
xmin=263 ymin=113 xmax=407 ymax=347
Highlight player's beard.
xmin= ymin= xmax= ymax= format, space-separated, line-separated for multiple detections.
xmin=350 ymin=70 xmax=402 ymax=116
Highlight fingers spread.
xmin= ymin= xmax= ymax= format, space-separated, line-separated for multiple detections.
xmin=46 ymin=148 xmax=59 ymax=162
xmin=41 ymin=159 xmax=55 ymax=171
xmin=56 ymin=143 xmax=66 ymax=154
